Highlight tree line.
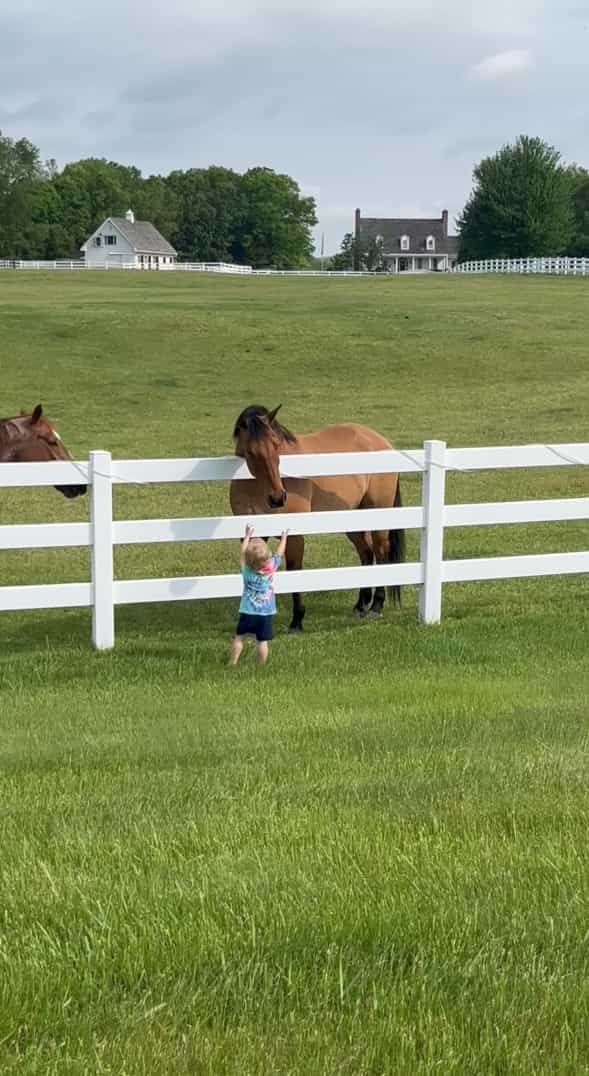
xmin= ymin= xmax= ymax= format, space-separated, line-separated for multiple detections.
xmin=0 ymin=131 xmax=317 ymax=268
xmin=331 ymin=136 xmax=589 ymax=268
xmin=2 ymin=130 xmax=588 ymax=268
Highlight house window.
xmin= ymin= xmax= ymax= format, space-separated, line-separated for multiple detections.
xmin=426 ymin=235 xmax=435 ymax=251
xmin=400 ymin=235 xmax=409 ymax=251
xmin=93 ymin=236 xmax=101 ymax=247
xmin=105 ymin=235 xmax=117 ymax=246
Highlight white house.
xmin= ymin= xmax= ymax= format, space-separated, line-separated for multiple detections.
xmin=81 ymin=210 xmax=177 ymax=269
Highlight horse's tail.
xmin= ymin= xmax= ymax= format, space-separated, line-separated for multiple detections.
xmin=388 ymin=480 xmax=405 ymax=607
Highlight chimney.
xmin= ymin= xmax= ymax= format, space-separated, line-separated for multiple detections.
xmin=441 ymin=209 xmax=448 ymax=237
xmin=354 ymin=207 xmax=361 ymax=240
xmin=125 ymin=208 xmax=135 ymax=224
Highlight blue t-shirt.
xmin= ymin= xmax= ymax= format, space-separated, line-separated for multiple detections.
xmin=239 ymin=554 xmax=281 ymax=616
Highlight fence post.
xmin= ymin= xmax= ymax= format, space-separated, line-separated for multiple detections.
xmin=419 ymin=439 xmax=447 ymax=625
xmin=89 ymin=450 xmax=114 ymax=649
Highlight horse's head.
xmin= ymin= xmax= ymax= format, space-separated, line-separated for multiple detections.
xmin=233 ymin=404 xmax=294 ymax=510
xmin=12 ymin=405 xmax=87 ymax=499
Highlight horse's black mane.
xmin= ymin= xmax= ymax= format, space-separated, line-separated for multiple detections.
xmin=233 ymin=405 xmax=297 ymax=444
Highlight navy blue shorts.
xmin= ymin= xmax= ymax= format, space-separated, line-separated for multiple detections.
xmin=236 ymin=613 xmax=274 ymax=642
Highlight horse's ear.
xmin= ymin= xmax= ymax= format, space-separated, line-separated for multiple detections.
xmin=31 ymin=404 xmax=43 ymax=425
xmin=267 ymin=404 xmax=282 ymax=425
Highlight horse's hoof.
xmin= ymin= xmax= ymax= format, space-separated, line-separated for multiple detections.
xmin=288 ymin=625 xmax=304 ymax=634
xmin=353 ymin=607 xmax=367 ymax=619
xmin=366 ymin=609 xmax=383 ymax=621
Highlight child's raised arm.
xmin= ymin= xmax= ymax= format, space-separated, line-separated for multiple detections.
xmin=277 ymin=530 xmax=289 ymax=559
xmin=240 ymin=524 xmax=254 ymax=567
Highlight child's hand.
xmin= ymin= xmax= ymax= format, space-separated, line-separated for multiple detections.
xmin=243 ymin=524 xmax=254 ymax=544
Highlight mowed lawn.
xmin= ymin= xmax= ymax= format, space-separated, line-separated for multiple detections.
xmin=1 ymin=270 xmax=589 ymax=1075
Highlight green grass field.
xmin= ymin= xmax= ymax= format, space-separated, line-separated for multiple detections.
xmin=1 ymin=271 xmax=589 ymax=1074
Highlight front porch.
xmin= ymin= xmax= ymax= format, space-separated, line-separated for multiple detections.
xmin=384 ymin=254 xmax=449 ymax=273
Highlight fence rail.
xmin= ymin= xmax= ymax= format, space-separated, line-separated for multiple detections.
xmin=0 ymin=441 xmax=588 ymax=648
xmin=455 ymin=257 xmax=589 ymax=276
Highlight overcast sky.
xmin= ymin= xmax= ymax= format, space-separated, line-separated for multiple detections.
xmin=1 ymin=0 xmax=587 ymax=253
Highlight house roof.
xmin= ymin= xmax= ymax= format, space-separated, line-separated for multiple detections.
xmin=81 ymin=217 xmax=177 ymax=255
xmin=359 ymin=216 xmax=457 ymax=254
xmin=109 ymin=218 xmax=177 ymax=255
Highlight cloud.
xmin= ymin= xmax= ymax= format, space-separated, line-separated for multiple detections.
xmin=469 ymin=49 xmax=534 ymax=82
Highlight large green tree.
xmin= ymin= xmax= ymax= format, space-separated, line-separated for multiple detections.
xmin=133 ymin=174 xmax=180 ymax=245
xmin=232 ymin=168 xmax=317 ymax=269
xmin=166 ymin=166 xmax=243 ymax=262
xmin=0 ymin=131 xmax=54 ymax=258
xmin=458 ymin=136 xmax=573 ymax=261
xmin=565 ymin=166 xmax=589 ymax=257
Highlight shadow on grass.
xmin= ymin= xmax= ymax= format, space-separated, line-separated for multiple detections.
xmin=0 ymin=586 xmax=417 ymax=656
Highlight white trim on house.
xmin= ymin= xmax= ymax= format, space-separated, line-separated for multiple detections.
xmin=81 ymin=218 xmax=129 ymax=254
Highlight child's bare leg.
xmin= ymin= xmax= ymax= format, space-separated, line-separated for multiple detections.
xmin=256 ymin=641 xmax=269 ymax=665
xmin=229 ymin=636 xmax=244 ymax=666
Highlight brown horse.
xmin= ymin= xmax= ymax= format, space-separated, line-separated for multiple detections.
xmin=0 ymin=405 xmax=87 ymax=498
xmin=230 ymin=405 xmax=404 ymax=631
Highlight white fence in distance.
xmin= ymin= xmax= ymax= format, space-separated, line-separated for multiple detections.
xmin=455 ymin=257 xmax=589 ymax=276
xmin=0 ymin=259 xmax=388 ymax=278
xmin=2 ymin=256 xmax=589 ymax=277
xmin=0 ymin=259 xmax=253 ymax=274
xmin=0 ymin=441 xmax=588 ymax=649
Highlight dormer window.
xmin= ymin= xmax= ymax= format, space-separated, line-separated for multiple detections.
xmin=400 ymin=234 xmax=409 ymax=251
xmin=93 ymin=236 xmax=101 ymax=247
xmin=426 ymin=235 xmax=435 ymax=251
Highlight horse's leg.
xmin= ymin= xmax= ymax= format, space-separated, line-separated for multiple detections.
xmin=285 ymin=534 xmax=306 ymax=632
xmin=361 ymin=475 xmax=404 ymax=618
xmin=346 ymin=532 xmax=374 ymax=616
xmin=368 ymin=530 xmax=389 ymax=618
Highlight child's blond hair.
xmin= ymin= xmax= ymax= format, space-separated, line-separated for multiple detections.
xmin=245 ymin=538 xmax=271 ymax=572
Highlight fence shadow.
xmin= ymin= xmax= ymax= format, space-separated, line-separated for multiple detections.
xmin=0 ymin=584 xmax=411 ymax=670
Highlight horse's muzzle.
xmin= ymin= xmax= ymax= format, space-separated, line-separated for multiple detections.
xmin=268 ymin=490 xmax=287 ymax=509
xmin=56 ymin=484 xmax=88 ymax=499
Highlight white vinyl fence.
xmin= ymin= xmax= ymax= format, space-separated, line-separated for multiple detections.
xmin=3 ymin=257 xmax=589 ymax=277
xmin=4 ymin=257 xmax=589 ymax=278
xmin=0 ymin=259 xmax=381 ymax=277
xmin=0 ymin=259 xmax=252 ymax=273
xmin=0 ymin=441 xmax=588 ymax=649
xmin=455 ymin=257 xmax=589 ymax=276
